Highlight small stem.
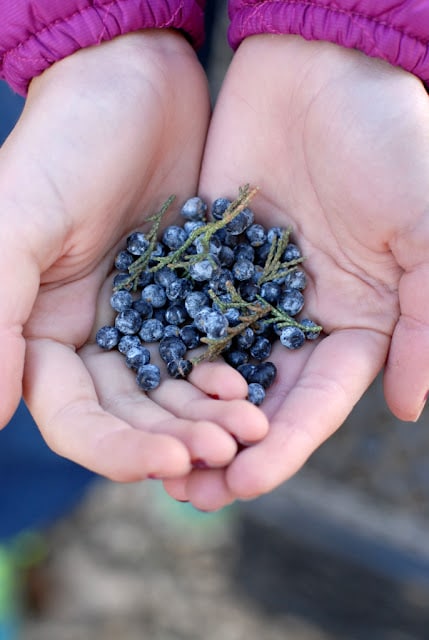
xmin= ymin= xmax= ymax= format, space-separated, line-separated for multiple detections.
xmin=150 ymin=184 xmax=258 ymax=273
xmin=115 ymin=195 xmax=176 ymax=291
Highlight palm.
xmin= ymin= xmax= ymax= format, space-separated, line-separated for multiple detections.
xmin=164 ymin=35 xmax=429 ymax=508
xmin=1 ymin=33 xmax=268 ymax=481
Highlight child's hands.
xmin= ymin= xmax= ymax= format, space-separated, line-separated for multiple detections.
xmin=163 ymin=35 xmax=429 ymax=509
xmin=1 ymin=31 xmax=268 ymax=480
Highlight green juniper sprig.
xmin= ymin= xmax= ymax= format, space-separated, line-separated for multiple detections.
xmin=116 ymin=184 xmax=258 ymax=292
xmin=118 ymin=194 xmax=176 ymax=292
xmin=192 ymin=282 xmax=321 ymax=365
xmin=112 ymin=183 xmax=321 ymax=374
xmin=152 ymin=184 xmax=258 ymax=271
xmin=257 ymin=227 xmax=304 ymax=284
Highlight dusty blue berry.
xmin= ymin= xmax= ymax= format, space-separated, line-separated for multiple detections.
xmin=132 ymin=298 xmax=153 ymax=319
xmin=113 ymin=273 xmax=132 ymax=290
xmin=248 ymin=362 xmax=277 ymax=389
xmin=226 ymin=207 xmax=254 ymax=235
xmin=250 ymin=336 xmax=272 ymax=361
xmin=166 ymin=278 xmax=192 ymax=301
xmin=300 ymin=318 xmax=321 ymax=340
xmin=159 ymin=336 xmax=187 ymax=362
xmin=211 ymin=197 xmax=231 ymax=220
xmin=234 ymin=243 xmax=255 ymax=262
xmin=154 ymin=266 xmax=178 ymax=288
xmin=245 ymin=223 xmax=267 ymax=247
xmin=185 ymin=291 xmax=210 ymax=318
xmin=282 ymin=242 xmax=301 ymax=262
xmin=141 ymin=284 xmax=167 ymax=308
xmin=153 ymin=308 xmax=166 ymax=324
xmin=184 ymin=220 xmax=205 ymax=235
xmin=148 ymin=242 xmax=165 ymax=266
xmin=189 ymin=259 xmax=217 ymax=282
xmin=110 ymin=289 xmax=133 ymax=312
xmin=180 ymin=196 xmax=207 ymax=221
xmin=224 ymin=307 xmax=241 ymax=327
xmin=204 ymin=311 xmax=229 ymax=339
xmin=260 ymin=281 xmax=282 ymax=304
xmin=279 ymin=289 xmax=305 ymax=316
xmin=255 ymin=242 xmax=272 ymax=266
xmin=209 ymin=269 xmax=233 ymax=294
xmin=114 ymin=250 xmax=134 ymax=271
xmin=115 ymin=309 xmax=142 ymax=335
xmin=238 ymin=282 xmax=260 ymax=302
xmin=235 ymin=327 xmax=254 ymax=350
xmin=96 ymin=326 xmax=120 ymax=350
xmin=247 ymin=382 xmax=266 ymax=406
xmin=163 ymin=325 xmax=181 ymax=338
xmin=165 ymin=302 xmax=188 ymax=326
xmin=125 ymin=345 xmax=151 ymax=370
xmin=179 ymin=325 xmax=201 ymax=349
xmin=218 ymin=245 xmax=235 ymax=267
xmin=166 ymin=359 xmax=193 ymax=379
xmin=127 ymin=231 xmax=149 ymax=256
xmin=162 ymin=225 xmax=187 ymax=250
xmin=194 ymin=306 xmax=214 ymax=332
xmin=136 ymin=364 xmax=161 ymax=391
xmin=136 ymin=270 xmax=153 ymax=288
xmin=284 ymin=269 xmax=306 ymax=290
xmin=139 ymin=318 xmax=164 ymax=342
xmin=237 ymin=363 xmax=257 ymax=383
xmin=232 ymin=258 xmax=255 ymax=282
xmin=267 ymin=226 xmax=283 ymax=243
xmin=224 ymin=350 xmax=248 ymax=368
xmin=280 ymin=326 xmax=305 ymax=349
xmin=118 ymin=335 xmax=141 ymax=354
xmin=194 ymin=235 xmax=222 ymax=256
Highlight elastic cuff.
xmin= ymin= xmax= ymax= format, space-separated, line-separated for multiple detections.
xmin=228 ymin=1 xmax=429 ymax=86
xmin=0 ymin=0 xmax=205 ymax=95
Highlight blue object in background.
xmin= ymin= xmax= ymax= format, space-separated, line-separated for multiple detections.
xmin=0 ymin=81 xmax=96 ymax=542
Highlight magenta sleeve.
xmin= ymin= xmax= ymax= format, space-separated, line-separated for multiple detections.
xmin=228 ymin=1 xmax=429 ymax=85
xmin=0 ymin=0 xmax=205 ymax=95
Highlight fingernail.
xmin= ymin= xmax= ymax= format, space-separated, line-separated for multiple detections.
xmin=234 ymin=436 xmax=251 ymax=452
xmin=414 ymin=398 xmax=427 ymax=422
xmin=191 ymin=458 xmax=210 ymax=470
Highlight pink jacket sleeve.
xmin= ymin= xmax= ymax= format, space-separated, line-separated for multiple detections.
xmin=0 ymin=0 xmax=205 ymax=95
xmin=228 ymin=1 xmax=429 ymax=86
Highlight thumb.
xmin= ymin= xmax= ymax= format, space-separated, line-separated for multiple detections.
xmin=384 ymin=262 xmax=429 ymax=422
xmin=0 ymin=234 xmax=40 ymax=426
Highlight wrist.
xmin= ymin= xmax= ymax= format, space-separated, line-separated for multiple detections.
xmin=28 ymin=30 xmax=198 ymax=101
xmin=234 ymin=34 xmax=425 ymax=110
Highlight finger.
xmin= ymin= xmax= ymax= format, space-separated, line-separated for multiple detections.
xmin=82 ymin=346 xmax=238 ymax=468
xmin=23 ymin=338 xmax=191 ymax=481
xmin=149 ymin=375 xmax=269 ymax=444
xmin=162 ymin=477 xmax=190 ymax=502
xmin=0 ymin=245 xmax=39 ymax=426
xmin=226 ymin=329 xmax=388 ymax=499
xmin=187 ymin=358 xmax=249 ymax=399
xmin=164 ymin=469 xmax=235 ymax=512
xmin=384 ymin=264 xmax=429 ymax=421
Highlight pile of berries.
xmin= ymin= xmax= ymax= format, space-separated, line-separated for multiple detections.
xmin=96 ymin=187 xmax=321 ymax=405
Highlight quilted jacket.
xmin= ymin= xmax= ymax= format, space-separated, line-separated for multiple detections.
xmin=1 ymin=1 xmax=428 ymax=95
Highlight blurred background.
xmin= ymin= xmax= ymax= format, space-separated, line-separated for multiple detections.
xmin=2 ymin=2 xmax=429 ymax=639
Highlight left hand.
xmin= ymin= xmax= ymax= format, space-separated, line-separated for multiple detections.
xmin=2 ymin=31 xmax=268 ymax=482
xmin=163 ymin=34 xmax=429 ymax=510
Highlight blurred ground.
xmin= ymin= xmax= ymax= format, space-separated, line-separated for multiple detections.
xmin=20 ymin=481 xmax=334 ymax=640
xmin=19 ymin=4 xmax=429 ymax=639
